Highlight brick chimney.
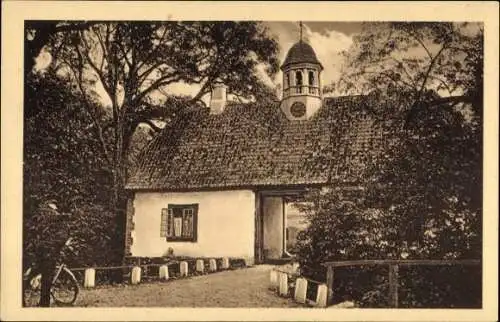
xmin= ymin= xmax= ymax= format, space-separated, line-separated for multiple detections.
xmin=209 ymin=81 xmax=227 ymax=114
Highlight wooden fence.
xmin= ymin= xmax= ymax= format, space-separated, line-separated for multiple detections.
xmin=322 ymin=259 xmax=481 ymax=308
xmin=68 ymin=257 xmax=240 ymax=288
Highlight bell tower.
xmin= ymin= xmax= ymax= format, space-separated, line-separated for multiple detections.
xmin=280 ymin=22 xmax=323 ymax=120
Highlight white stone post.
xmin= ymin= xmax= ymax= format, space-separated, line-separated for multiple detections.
xmin=209 ymin=259 xmax=217 ymax=272
xmin=131 ymin=266 xmax=141 ymax=285
xmin=269 ymin=270 xmax=278 ymax=290
xmin=179 ymin=261 xmax=188 ymax=277
xmin=294 ymin=278 xmax=308 ymax=303
xmin=159 ymin=265 xmax=169 ymax=280
xmin=196 ymin=259 xmax=204 ymax=273
xmin=83 ymin=268 xmax=95 ymax=288
xmin=316 ymin=284 xmax=328 ymax=308
xmin=278 ymin=272 xmax=288 ymax=297
xmin=222 ymin=257 xmax=230 ymax=269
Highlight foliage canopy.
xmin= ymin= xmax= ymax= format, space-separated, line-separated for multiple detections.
xmin=295 ymin=22 xmax=483 ymax=308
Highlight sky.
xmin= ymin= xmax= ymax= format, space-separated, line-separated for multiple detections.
xmin=34 ymin=21 xmax=482 ymax=106
xmin=33 ymin=21 xmax=363 ymax=108
xmin=166 ymin=21 xmax=362 ymax=102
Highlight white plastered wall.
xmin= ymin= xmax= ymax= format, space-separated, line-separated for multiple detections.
xmin=131 ymin=190 xmax=255 ymax=264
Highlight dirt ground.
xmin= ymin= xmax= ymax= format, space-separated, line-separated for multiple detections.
xmin=75 ymin=265 xmax=303 ymax=307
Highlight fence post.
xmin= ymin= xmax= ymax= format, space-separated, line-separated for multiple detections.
xmin=196 ymin=259 xmax=204 ymax=274
xmin=84 ymin=268 xmax=95 ymax=288
xmin=316 ymin=284 xmax=328 ymax=308
xmin=278 ymin=272 xmax=288 ymax=296
xmin=209 ymin=259 xmax=217 ymax=272
xmin=159 ymin=265 xmax=169 ymax=280
xmin=388 ymin=264 xmax=399 ymax=308
xmin=269 ymin=269 xmax=279 ymax=290
xmin=294 ymin=278 xmax=308 ymax=304
xmin=131 ymin=266 xmax=141 ymax=284
xmin=326 ymin=265 xmax=334 ymax=305
xmin=222 ymin=257 xmax=230 ymax=269
xmin=179 ymin=261 xmax=189 ymax=277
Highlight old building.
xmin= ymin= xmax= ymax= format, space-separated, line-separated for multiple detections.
xmin=125 ymin=39 xmax=384 ymax=265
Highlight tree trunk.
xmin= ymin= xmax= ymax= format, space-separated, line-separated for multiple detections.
xmin=109 ymin=122 xmax=128 ymax=279
xmin=39 ymin=259 xmax=55 ymax=307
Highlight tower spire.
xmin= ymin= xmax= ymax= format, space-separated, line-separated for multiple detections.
xmin=299 ymin=21 xmax=303 ymax=42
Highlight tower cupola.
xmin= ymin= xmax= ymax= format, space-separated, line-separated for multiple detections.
xmin=280 ymin=25 xmax=323 ymax=120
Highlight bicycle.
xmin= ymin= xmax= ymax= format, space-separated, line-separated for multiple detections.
xmin=23 ymin=237 xmax=80 ymax=307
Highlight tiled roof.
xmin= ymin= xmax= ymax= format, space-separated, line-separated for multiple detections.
xmin=126 ymin=95 xmax=389 ymax=191
xmin=281 ymin=41 xmax=323 ymax=70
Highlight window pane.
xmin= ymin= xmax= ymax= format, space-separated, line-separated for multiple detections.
xmin=167 ymin=208 xmax=173 ymax=237
xmin=182 ymin=213 xmax=193 ymax=237
xmin=173 ymin=217 xmax=183 ymax=237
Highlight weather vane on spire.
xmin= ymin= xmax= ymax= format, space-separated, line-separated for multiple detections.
xmin=299 ymin=21 xmax=303 ymax=42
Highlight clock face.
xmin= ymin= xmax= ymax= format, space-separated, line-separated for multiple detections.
xmin=290 ymin=101 xmax=306 ymax=118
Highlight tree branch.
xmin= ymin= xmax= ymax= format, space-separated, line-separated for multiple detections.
xmin=427 ymin=95 xmax=474 ymax=108
xmin=359 ymin=70 xmax=416 ymax=90
xmin=190 ymin=80 xmax=212 ymax=104
xmin=93 ymin=26 xmax=108 ymax=72
xmin=60 ymin=58 xmax=113 ymax=165
xmin=389 ymin=55 xmax=418 ymax=89
xmin=132 ymin=73 xmax=182 ymax=104
xmin=138 ymin=118 xmax=163 ymax=132
xmin=77 ymin=31 xmax=114 ymax=103
xmin=115 ymin=40 xmax=134 ymax=70
xmin=136 ymin=62 xmax=172 ymax=87
xmin=427 ymin=75 xmax=453 ymax=95
xmin=408 ymin=30 xmax=434 ymax=61
xmin=414 ymin=44 xmax=448 ymax=105
xmin=134 ymin=25 xmax=169 ymax=72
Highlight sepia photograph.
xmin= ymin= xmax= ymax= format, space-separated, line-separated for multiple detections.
xmin=1 ymin=1 xmax=498 ymax=321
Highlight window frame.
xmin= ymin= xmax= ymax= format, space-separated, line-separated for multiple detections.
xmin=160 ymin=204 xmax=198 ymax=242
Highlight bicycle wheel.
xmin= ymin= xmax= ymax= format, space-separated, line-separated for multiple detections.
xmin=23 ymin=274 xmax=42 ymax=307
xmin=51 ymin=267 xmax=79 ymax=305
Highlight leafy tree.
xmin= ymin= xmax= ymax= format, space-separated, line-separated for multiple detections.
xmin=23 ymin=71 xmax=123 ymax=306
xmin=331 ymin=22 xmax=483 ymax=124
xmin=24 ymin=72 xmax=112 ymax=209
xmin=296 ymin=22 xmax=482 ymax=308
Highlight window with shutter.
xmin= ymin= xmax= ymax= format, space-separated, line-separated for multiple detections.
xmin=162 ymin=204 xmax=198 ymax=242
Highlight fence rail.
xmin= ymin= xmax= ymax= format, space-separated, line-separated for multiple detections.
xmin=70 ymin=262 xmax=180 ymax=272
xmin=322 ymin=259 xmax=481 ymax=308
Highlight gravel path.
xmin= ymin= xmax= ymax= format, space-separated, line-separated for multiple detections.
xmin=75 ymin=265 xmax=303 ymax=307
